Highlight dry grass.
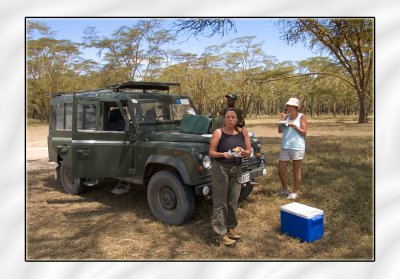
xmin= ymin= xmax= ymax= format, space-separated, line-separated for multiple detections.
xmin=26 ymin=115 xmax=374 ymax=261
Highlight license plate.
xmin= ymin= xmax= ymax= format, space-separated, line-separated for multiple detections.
xmin=241 ymin=172 xmax=250 ymax=183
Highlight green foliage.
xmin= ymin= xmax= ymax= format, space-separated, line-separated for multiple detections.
xmin=278 ymin=18 xmax=374 ymax=123
xmin=83 ymin=20 xmax=175 ymax=81
xmin=27 ymin=35 xmax=85 ymax=120
xmin=26 ymin=19 xmax=374 ymax=122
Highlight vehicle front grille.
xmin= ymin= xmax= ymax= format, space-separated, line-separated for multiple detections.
xmin=241 ymin=157 xmax=249 ymax=171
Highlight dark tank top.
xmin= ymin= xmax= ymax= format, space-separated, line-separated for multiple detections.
xmin=215 ymin=130 xmax=245 ymax=166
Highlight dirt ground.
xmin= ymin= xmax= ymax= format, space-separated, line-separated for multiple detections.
xmin=27 ymin=126 xmax=53 ymax=169
xmin=26 ymin=118 xmax=374 ymax=260
xmin=26 ymin=123 xmax=277 ymax=260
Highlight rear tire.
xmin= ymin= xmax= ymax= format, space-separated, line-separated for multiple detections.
xmin=60 ymin=162 xmax=86 ymax=194
xmin=147 ymin=170 xmax=195 ymax=225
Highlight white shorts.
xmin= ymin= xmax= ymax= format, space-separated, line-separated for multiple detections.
xmin=279 ymin=149 xmax=305 ymax=161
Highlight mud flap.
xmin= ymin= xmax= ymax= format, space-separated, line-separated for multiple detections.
xmin=55 ymin=165 xmax=60 ymax=181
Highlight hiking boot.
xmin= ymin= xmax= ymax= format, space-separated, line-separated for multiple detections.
xmin=111 ymin=183 xmax=130 ymax=194
xmin=216 ymin=235 xmax=236 ymax=247
xmin=227 ymin=229 xmax=242 ymax=241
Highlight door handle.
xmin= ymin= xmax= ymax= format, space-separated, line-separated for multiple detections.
xmin=76 ymin=149 xmax=91 ymax=158
xmin=57 ymin=145 xmax=69 ymax=154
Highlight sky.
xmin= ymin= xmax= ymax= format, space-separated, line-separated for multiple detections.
xmin=27 ymin=18 xmax=319 ymax=64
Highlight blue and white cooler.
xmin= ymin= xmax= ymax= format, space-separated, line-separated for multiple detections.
xmin=280 ymin=202 xmax=324 ymax=242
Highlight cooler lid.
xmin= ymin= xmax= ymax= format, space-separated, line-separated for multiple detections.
xmin=281 ymin=202 xmax=323 ymax=219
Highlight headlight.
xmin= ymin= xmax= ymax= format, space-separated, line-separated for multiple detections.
xmin=202 ymin=155 xmax=212 ymax=169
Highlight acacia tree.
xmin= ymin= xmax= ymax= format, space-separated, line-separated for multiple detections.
xmin=221 ymin=36 xmax=269 ymax=117
xmin=83 ymin=20 xmax=175 ymax=81
xmin=172 ymin=18 xmax=236 ymax=38
xmin=297 ymin=56 xmax=353 ymax=116
xmin=27 ymin=22 xmax=86 ymax=120
xmin=160 ymin=49 xmax=225 ymax=115
xmin=278 ymin=18 xmax=374 ymax=123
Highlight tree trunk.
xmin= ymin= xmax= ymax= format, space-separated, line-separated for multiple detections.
xmin=358 ymin=95 xmax=368 ymax=123
xmin=332 ymin=101 xmax=336 ymax=117
xmin=358 ymin=88 xmax=368 ymax=123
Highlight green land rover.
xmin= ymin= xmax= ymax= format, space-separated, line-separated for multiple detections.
xmin=48 ymin=81 xmax=265 ymax=225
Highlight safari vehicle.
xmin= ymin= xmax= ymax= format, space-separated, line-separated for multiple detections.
xmin=48 ymin=81 xmax=265 ymax=225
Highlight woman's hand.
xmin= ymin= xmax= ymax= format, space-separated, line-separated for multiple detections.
xmin=222 ymin=151 xmax=232 ymax=159
xmin=239 ymin=147 xmax=247 ymax=157
xmin=235 ymin=147 xmax=250 ymax=158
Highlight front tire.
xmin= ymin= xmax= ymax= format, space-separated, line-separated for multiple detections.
xmin=147 ymin=170 xmax=195 ymax=225
xmin=60 ymin=162 xmax=86 ymax=194
xmin=239 ymin=182 xmax=254 ymax=202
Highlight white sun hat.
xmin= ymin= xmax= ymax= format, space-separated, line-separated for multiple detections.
xmin=286 ymin=98 xmax=301 ymax=109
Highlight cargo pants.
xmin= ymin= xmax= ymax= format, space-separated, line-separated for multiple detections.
xmin=211 ymin=161 xmax=242 ymax=236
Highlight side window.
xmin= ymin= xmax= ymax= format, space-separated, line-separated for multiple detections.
xmin=55 ymin=103 xmax=72 ymax=130
xmin=104 ymin=102 xmax=128 ymax=131
xmin=77 ymin=104 xmax=96 ymax=131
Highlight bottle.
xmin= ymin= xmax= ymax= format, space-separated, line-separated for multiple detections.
xmin=260 ymin=153 xmax=266 ymax=175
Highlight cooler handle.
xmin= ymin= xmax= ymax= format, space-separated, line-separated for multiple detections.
xmin=311 ymin=216 xmax=323 ymax=227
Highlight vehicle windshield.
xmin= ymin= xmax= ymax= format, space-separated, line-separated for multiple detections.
xmin=130 ymin=97 xmax=196 ymax=123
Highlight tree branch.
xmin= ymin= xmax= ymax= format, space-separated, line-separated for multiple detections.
xmin=257 ymin=72 xmax=355 ymax=88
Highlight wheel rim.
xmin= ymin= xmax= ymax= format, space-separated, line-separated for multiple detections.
xmin=64 ymin=165 xmax=75 ymax=187
xmin=158 ymin=186 xmax=177 ymax=211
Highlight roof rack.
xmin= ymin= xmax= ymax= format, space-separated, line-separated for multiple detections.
xmin=107 ymin=81 xmax=181 ymax=92
xmin=51 ymin=88 xmax=106 ymax=96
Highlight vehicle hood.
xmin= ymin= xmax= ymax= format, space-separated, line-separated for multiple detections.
xmin=146 ymin=130 xmax=211 ymax=143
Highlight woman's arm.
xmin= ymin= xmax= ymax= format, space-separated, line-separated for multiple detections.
xmin=278 ymin=113 xmax=286 ymax=134
xmin=239 ymin=128 xmax=252 ymax=157
xmin=288 ymin=115 xmax=308 ymax=137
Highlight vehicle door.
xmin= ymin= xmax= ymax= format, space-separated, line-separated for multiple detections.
xmin=71 ymin=95 xmax=134 ymax=178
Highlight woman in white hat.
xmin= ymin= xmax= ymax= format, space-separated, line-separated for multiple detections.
xmin=277 ymin=97 xmax=308 ymax=199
